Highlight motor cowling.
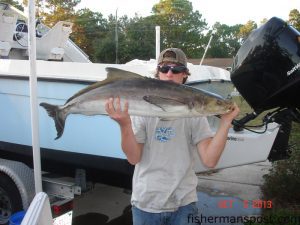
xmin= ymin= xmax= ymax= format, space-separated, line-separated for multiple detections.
xmin=231 ymin=17 xmax=300 ymax=112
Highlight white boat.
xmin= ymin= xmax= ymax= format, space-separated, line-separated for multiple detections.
xmin=0 ymin=2 xmax=281 ymax=183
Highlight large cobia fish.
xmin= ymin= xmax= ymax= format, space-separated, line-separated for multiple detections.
xmin=40 ymin=67 xmax=233 ymax=139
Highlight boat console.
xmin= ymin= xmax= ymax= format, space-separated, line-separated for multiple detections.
xmin=0 ymin=3 xmax=89 ymax=62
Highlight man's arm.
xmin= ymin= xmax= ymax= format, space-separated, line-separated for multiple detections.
xmin=197 ymin=103 xmax=240 ymax=168
xmin=105 ymin=97 xmax=143 ymax=165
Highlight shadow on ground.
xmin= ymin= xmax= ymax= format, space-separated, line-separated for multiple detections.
xmin=72 ymin=205 xmax=132 ymax=225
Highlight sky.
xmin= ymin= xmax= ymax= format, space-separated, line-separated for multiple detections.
xmin=77 ymin=0 xmax=300 ymax=27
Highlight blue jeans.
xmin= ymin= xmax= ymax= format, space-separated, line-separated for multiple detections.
xmin=132 ymin=202 xmax=199 ymax=225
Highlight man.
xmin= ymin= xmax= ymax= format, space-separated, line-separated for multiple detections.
xmin=105 ymin=48 xmax=240 ymax=225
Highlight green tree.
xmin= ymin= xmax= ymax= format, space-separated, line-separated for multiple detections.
xmin=19 ymin=0 xmax=247 ymax=63
xmin=39 ymin=0 xmax=80 ymax=27
xmin=21 ymin=0 xmax=43 ymax=16
xmin=93 ymin=14 xmax=118 ymax=63
xmin=118 ymin=15 xmax=156 ymax=62
xmin=93 ymin=14 xmax=156 ymax=64
xmin=152 ymin=0 xmax=207 ymax=58
xmin=238 ymin=20 xmax=257 ymax=41
xmin=73 ymin=8 xmax=107 ymax=60
xmin=207 ymin=22 xmax=242 ymax=58
xmin=288 ymin=9 xmax=300 ymax=31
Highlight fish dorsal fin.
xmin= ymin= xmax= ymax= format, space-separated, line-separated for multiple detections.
xmin=65 ymin=67 xmax=145 ymax=104
xmin=106 ymin=67 xmax=145 ymax=81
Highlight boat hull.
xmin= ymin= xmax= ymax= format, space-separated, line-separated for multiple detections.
xmin=0 ymin=60 xmax=279 ymax=183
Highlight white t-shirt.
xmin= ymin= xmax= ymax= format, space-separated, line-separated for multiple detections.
xmin=131 ymin=116 xmax=213 ymax=213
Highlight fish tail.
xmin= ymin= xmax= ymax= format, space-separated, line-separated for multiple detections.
xmin=40 ymin=102 xmax=66 ymax=140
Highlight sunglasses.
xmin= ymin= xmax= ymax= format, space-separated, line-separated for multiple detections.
xmin=157 ymin=65 xmax=187 ymax=74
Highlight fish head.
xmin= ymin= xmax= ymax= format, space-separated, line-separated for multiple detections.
xmin=193 ymin=95 xmax=234 ymax=116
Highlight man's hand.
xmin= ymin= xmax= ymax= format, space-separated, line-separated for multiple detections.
xmin=220 ymin=103 xmax=240 ymax=128
xmin=105 ymin=97 xmax=131 ymax=127
xmin=105 ymin=97 xmax=143 ymax=165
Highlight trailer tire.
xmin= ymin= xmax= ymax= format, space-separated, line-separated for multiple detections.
xmin=0 ymin=173 xmax=23 ymax=225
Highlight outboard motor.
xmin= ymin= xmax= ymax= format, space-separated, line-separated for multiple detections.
xmin=231 ymin=17 xmax=300 ymax=161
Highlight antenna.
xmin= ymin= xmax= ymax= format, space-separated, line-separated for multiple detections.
xmin=200 ymin=30 xmax=215 ymax=65
xmin=115 ymin=8 xmax=119 ymax=64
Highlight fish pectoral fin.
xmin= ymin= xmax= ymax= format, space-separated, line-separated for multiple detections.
xmin=143 ymin=95 xmax=186 ymax=111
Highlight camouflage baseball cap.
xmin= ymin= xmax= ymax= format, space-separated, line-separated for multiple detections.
xmin=158 ymin=48 xmax=188 ymax=67
xmin=157 ymin=48 xmax=190 ymax=75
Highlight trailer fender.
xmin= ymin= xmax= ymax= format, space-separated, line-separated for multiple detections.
xmin=0 ymin=159 xmax=35 ymax=210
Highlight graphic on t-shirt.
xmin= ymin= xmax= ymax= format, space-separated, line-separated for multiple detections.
xmin=155 ymin=127 xmax=175 ymax=142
